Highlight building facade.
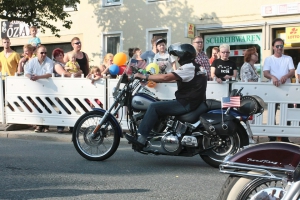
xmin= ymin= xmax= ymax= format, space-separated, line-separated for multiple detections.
xmin=1 ymin=0 xmax=300 ymax=78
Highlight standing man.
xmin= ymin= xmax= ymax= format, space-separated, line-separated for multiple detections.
xmin=141 ymin=35 xmax=162 ymax=64
xmin=25 ymin=45 xmax=54 ymax=133
xmin=0 ymin=37 xmax=20 ymax=101
xmin=263 ymin=38 xmax=295 ymax=142
xmin=0 ymin=37 xmax=20 ymax=79
xmin=192 ymin=36 xmax=211 ymax=81
xmin=64 ymin=37 xmax=89 ymax=77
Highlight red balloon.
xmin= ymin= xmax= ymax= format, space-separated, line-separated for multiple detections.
xmin=118 ymin=65 xmax=126 ymax=75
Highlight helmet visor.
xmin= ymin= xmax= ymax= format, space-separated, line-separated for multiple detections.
xmin=168 ymin=43 xmax=184 ymax=57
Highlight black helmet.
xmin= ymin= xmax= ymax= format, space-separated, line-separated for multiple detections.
xmin=168 ymin=43 xmax=196 ymax=65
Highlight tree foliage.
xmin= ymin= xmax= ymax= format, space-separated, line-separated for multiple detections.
xmin=0 ymin=0 xmax=80 ymax=37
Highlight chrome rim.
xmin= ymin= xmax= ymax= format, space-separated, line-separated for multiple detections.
xmin=76 ymin=114 xmax=116 ymax=158
xmin=240 ymin=179 xmax=288 ymax=200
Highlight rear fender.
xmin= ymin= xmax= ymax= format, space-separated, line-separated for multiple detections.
xmin=225 ymin=142 xmax=300 ymax=170
xmin=92 ymin=108 xmax=123 ymax=138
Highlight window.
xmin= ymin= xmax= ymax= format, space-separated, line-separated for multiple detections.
xmin=145 ymin=28 xmax=170 ymax=50
xmin=147 ymin=0 xmax=171 ymax=3
xmin=102 ymin=32 xmax=123 ymax=56
xmin=63 ymin=3 xmax=79 ymax=12
xmin=103 ymin=0 xmax=122 ymax=7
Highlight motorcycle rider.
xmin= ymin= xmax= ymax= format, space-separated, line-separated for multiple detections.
xmin=125 ymin=43 xmax=208 ymax=148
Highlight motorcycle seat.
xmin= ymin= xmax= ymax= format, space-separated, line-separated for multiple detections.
xmin=206 ymin=99 xmax=221 ymax=110
xmin=176 ymin=102 xmax=208 ymax=123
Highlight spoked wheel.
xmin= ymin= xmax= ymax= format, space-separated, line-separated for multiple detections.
xmin=200 ymin=123 xmax=248 ymax=168
xmin=72 ymin=111 xmax=120 ymax=161
xmin=217 ymin=172 xmax=292 ymax=200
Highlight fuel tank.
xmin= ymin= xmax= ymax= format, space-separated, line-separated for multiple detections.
xmin=227 ymin=142 xmax=300 ymax=170
xmin=131 ymin=93 xmax=158 ymax=111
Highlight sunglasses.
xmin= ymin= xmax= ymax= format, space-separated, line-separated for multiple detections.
xmin=74 ymin=42 xmax=81 ymax=45
xmin=40 ymin=52 xmax=47 ymax=55
xmin=275 ymin=45 xmax=284 ymax=49
xmin=221 ymin=52 xmax=230 ymax=54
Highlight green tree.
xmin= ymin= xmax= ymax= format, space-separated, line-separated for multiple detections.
xmin=0 ymin=0 xmax=80 ymax=37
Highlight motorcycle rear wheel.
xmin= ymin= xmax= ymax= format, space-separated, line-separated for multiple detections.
xmin=72 ymin=111 xmax=120 ymax=161
xmin=200 ymin=123 xmax=248 ymax=168
xmin=217 ymin=172 xmax=293 ymax=200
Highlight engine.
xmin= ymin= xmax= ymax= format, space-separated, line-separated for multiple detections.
xmin=161 ymin=132 xmax=181 ymax=154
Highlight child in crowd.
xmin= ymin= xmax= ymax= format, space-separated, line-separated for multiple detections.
xmin=28 ymin=26 xmax=41 ymax=48
xmin=87 ymin=66 xmax=102 ymax=84
xmin=153 ymin=39 xmax=176 ymax=74
xmin=86 ymin=66 xmax=103 ymax=108
xmin=65 ymin=52 xmax=80 ymax=73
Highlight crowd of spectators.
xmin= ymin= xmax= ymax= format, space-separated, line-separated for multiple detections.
xmin=0 ymin=28 xmax=298 ymax=141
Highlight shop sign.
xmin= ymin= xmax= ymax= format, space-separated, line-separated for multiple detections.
xmin=1 ymin=21 xmax=30 ymax=38
xmin=261 ymin=2 xmax=300 ymax=17
xmin=185 ymin=23 xmax=195 ymax=39
xmin=204 ymin=33 xmax=262 ymax=46
xmin=285 ymin=27 xmax=300 ymax=43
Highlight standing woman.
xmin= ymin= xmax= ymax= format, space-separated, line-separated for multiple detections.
xmin=211 ymin=43 xmax=237 ymax=83
xmin=64 ymin=37 xmax=89 ymax=77
xmin=99 ymin=53 xmax=114 ymax=77
xmin=240 ymin=47 xmax=259 ymax=82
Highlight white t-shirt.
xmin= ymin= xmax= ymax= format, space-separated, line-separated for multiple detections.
xmin=25 ymin=57 xmax=54 ymax=76
xmin=172 ymin=63 xmax=194 ymax=82
xmin=153 ymin=52 xmax=175 ymax=74
xmin=263 ymin=55 xmax=294 ymax=83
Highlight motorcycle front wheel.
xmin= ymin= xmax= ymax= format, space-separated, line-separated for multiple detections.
xmin=200 ymin=123 xmax=248 ymax=168
xmin=72 ymin=111 xmax=120 ymax=161
xmin=217 ymin=172 xmax=294 ymax=200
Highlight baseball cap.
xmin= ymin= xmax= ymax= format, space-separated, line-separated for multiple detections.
xmin=156 ymin=38 xmax=167 ymax=46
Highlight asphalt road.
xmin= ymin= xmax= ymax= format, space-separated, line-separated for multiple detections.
xmin=0 ymin=137 xmax=227 ymax=200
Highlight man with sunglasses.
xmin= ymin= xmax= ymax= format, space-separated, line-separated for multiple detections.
xmin=25 ymin=45 xmax=53 ymax=81
xmin=263 ymin=37 xmax=295 ymax=142
xmin=24 ymin=45 xmax=54 ymax=133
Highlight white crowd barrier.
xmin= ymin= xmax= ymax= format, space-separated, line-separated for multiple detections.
xmin=4 ymin=75 xmax=106 ymax=127
xmin=1 ymin=73 xmax=299 ymax=138
xmin=232 ymin=82 xmax=300 ymax=137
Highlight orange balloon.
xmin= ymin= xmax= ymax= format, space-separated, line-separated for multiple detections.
xmin=147 ymin=80 xmax=157 ymax=88
xmin=113 ymin=52 xmax=127 ymax=66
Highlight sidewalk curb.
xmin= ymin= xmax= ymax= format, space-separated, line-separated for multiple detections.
xmin=0 ymin=128 xmax=299 ymax=145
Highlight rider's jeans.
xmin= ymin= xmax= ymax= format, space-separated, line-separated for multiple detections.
xmin=138 ymin=100 xmax=191 ymax=137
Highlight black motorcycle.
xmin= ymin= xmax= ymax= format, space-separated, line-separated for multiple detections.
xmin=72 ymin=71 xmax=265 ymax=168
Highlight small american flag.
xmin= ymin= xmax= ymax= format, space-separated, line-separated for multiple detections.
xmin=222 ymin=96 xmax=240 ymax=108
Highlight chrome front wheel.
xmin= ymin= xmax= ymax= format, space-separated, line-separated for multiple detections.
xmin=73 ymin=111 xmax=120 ymax=161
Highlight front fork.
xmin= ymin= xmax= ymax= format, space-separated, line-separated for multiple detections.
xmin=91 ymin=91 xmax=124 ymax=137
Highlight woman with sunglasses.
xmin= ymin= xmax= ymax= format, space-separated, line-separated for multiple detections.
xmin=64 ymin=37 xmax=89 ymax=77
xmin=211 ymin=43 xmax=237 ymax=83
xmin=240 ymin=47 xmax=259 ymax=82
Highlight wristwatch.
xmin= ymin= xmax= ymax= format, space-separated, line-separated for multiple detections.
xmin=145 ymin=74 xmax=149 ymax=81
